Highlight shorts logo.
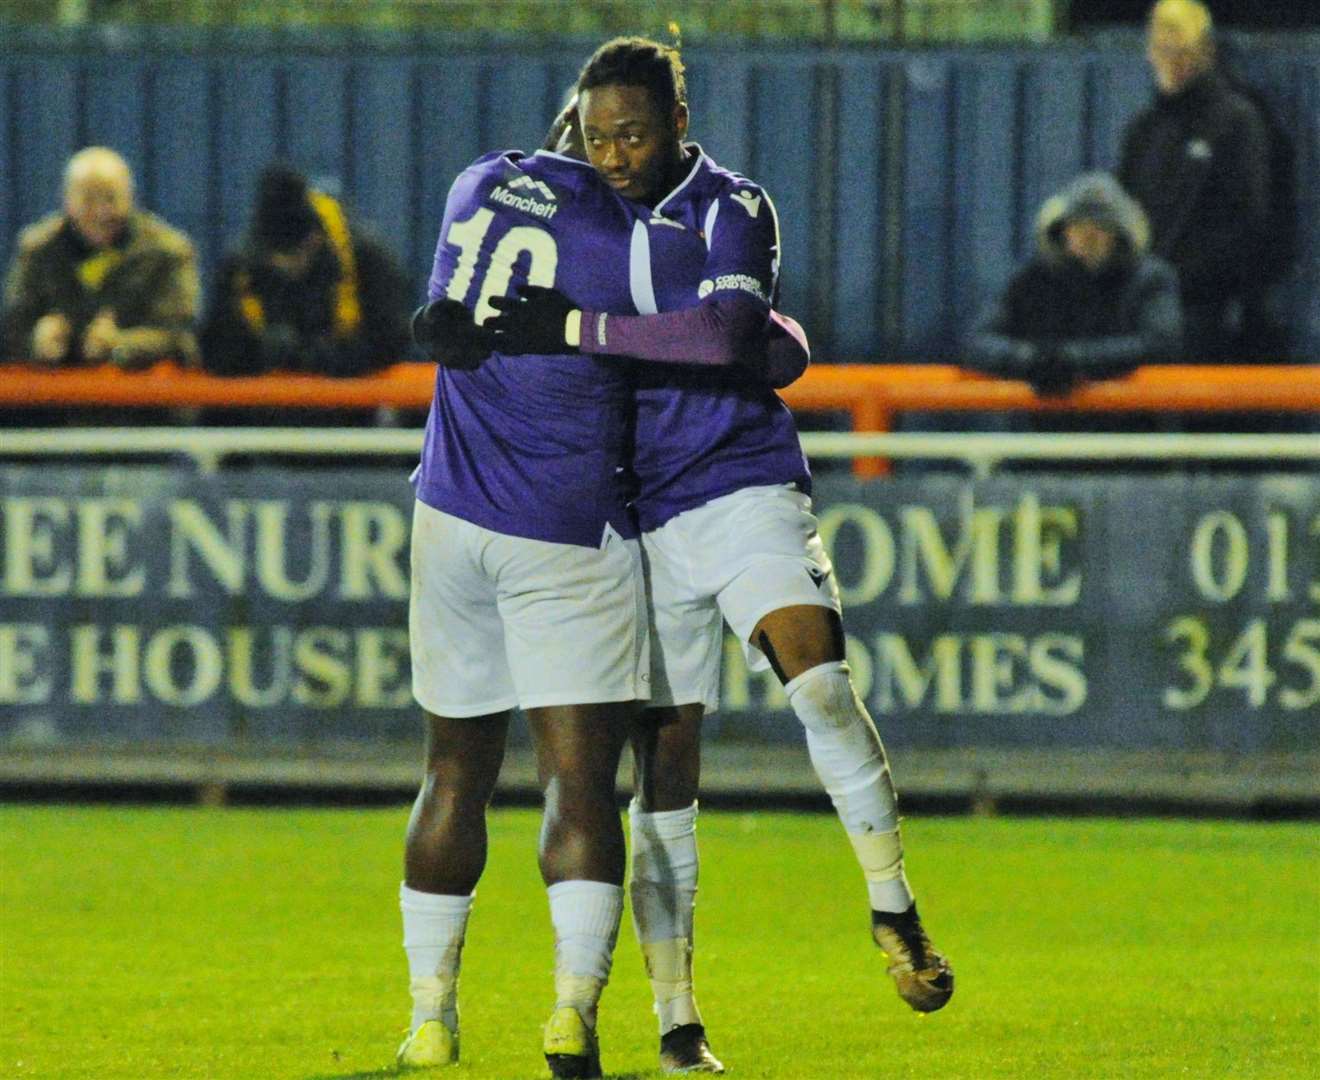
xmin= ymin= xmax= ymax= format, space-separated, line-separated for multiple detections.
xmin=699 ymin=274 xmax=768 ymax=304
xmin=731 ymin=189 xmax=762 ymax=218
xmin=807 ymin=565 xmax=831 ymax=588
xmin=489 ymin=176 xmax=559 ymax=220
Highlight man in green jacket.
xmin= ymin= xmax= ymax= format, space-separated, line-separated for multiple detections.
xmin=2 ymin=146 xmax=199 ymax=367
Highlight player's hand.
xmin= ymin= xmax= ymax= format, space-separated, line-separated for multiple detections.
xmin=486 ymin=286 xmax=580 ymax=356
xmin=412 ymin=298 xmax=497 ymax=371
xmin=82 ymin=309 xmax=121 ymax=363
xmin=31 ymin=313 xmax=73 ymax=363
xmin=544 ymin=98 xmax=585 ymax=158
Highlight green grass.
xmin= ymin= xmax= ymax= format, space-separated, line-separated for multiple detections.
xmin=2 ymin=806 xmax=1317 ymax=1079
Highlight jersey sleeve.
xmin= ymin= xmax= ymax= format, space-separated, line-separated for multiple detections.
xmin=576 ymin=180 xmax=785 ymax=369
xmin=426 ymin=165 xmax=490 ymax=304
xmin=697 ymin=182 xmax=780 ymax=310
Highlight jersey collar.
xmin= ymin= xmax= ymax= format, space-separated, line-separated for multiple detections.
xmin=532 ymin=148 xmax=595 ymax=169
xmin=652 ymin=143 xmax=711 ymax=216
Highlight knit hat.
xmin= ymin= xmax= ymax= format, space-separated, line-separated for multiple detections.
xmin=252 ymin=164 xmax=321 ymax=251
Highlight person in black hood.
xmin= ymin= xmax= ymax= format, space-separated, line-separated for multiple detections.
xmin=1118 ymin=0 xmax=1271 ymax=362
xmin=963 ymin=171 xmax=1182 ymax=396
xmin=200 ymin=164 xmax=411 ymax=378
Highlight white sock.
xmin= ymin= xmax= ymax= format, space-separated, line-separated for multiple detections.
xmin=629 ymin=799 xmax=703 ymax=1034
xmin=548 ymin=879 xmax=624 ymax=1030
xmin=785 ymin=661 xmax=915 ymax=914
xmin=399 ymin=883 xmax=473 ymax=1035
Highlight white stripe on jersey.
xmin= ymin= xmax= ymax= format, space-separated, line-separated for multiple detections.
xmin=703 ymin=200 xmax=720 ymax=252
xmin=629 ymin=219 xmax=659 ymax=314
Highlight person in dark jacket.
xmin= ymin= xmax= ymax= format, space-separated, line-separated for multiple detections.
xmin=201 ymin=164 xmax=411 ymax=377
xmin=3 ymin=146 xmax=199 ymax=368
xmin=1118 ymin=0 xmax=1271 ymax=362
xmin=964 ymin=171 xmax=1182 ymax=396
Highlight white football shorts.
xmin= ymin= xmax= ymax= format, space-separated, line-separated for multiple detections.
xmin=409 ymin=500 xmax=650 ymax=717
xmin=641 ymin=484 xmax=841 ymax=712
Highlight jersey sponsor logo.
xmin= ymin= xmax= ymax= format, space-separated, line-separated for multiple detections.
xmin=731 ymin=189 xmax=762 ymax=218
xmin=488 ymin=181 xmax=559 ymax=220
xmin=698 ymin=273 xmax=769 ymax=303
xmin=507 ymin=174 xmax=558 ymax=200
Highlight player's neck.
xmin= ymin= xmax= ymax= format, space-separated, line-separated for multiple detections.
xmin=644 ymin=146 xmax=695 ymax=208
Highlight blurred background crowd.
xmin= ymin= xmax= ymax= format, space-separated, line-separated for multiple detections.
xmin=1 ymin=0 xmax=1316 ymax=433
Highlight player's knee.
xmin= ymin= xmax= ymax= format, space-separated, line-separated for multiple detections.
xmin=784 ymin=660 xmax=865 ymax=733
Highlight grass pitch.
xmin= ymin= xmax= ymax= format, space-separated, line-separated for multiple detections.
xmin=1 ymin=805 xmax=1316 ymax=1079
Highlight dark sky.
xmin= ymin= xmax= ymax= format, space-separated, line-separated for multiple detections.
xmin=1069 ymin=0 xmax=1320 ymax=30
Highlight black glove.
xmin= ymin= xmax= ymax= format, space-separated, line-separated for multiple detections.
xmin=1028 ymin=343 xmax=1080 ymax=398
xmin=412 ymin=298 xmax=497 ymax=371
xmin=486 ymin=285 xmax=579 ymax=356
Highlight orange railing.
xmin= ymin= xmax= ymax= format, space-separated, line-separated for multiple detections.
xmin=2 ymin=361 xmax=1317 ymax=475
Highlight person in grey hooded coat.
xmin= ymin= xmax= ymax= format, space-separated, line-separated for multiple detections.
xmin=964 ymin=172 xmax=1182 ymax=396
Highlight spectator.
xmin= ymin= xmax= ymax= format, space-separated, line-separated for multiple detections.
xmin=1118 ymin=0 xmax=1271 ymax=362
xmin=964 ymin=172 xmax=1182 ymax=396
xmin=201 ymin=164 xmax=411 ymax=377
xmin=2 ymin=146 xmax=199 ymax=368
xmin=1216 ymin=35 xmax=1301 ymax=362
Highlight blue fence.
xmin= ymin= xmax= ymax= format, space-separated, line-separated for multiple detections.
xmin=2 ymin=26 xmax=1317 ymax=360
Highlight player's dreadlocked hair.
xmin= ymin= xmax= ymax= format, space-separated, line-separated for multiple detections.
xmin=576 ymin=36 xmax=687 ymax=121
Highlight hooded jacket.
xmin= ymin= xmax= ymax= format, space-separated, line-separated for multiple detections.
xmin=963 ymin=173 xmax=1182 ymax=392
xmin=200 ymin=180 xmax=411 ymax=378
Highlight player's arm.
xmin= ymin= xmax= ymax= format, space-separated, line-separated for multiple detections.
xmin=488 ymin=181 xmax=798 ymax=382
xmin=764 ymin=308 xmax=810 ymax=389
xmin=414 ymin=165 xmax=500 ymax=370
xmin=487 ymin=288 xmax=807 ymax=385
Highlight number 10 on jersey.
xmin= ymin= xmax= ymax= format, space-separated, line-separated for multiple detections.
xmin=444 ymin=208 xmax=559 ymax=324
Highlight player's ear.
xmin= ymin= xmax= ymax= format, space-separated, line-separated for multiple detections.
xmin=673 ymin=101 xmax=689 ymax=142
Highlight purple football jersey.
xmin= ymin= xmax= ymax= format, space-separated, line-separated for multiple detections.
xmin=626 ymin=149 xmax=811 ymax=532
xmin=414 ymin=150 xmax=645 ymax=547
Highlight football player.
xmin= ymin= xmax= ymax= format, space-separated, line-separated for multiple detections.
xmin=488 ymin=36 xmax=955 ymax=1074
xmin=399 ymin=107 xmax=809 ymax=1079
xmin=397 ymin=141 xmax=652 ymax=1079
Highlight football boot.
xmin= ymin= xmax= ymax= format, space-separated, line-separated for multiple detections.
xmin=659 ymin=1023 xmax=725 ymax=1074
xmin=396 ymin=1018 xmax=458 ymax=1068
xmin=871 ymin=904 xmax=955 ymax=1013
xmin=543 ymin=1005 xmax=601 ymax=1079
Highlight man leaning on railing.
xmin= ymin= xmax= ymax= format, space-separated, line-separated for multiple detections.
xmin=1 ymin=146 xmax=200 ymax=370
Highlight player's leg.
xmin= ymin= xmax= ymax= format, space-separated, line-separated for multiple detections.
xmin=398 ymin=709 xmax=509 ymax=1066
xmin=496 ymin=523 xmax=649 ymax=1079
xmin=528 ymin=702 xmax=633 ymax=1080
xmin=629 ymin=705 xmax=723 ymax=1073
xmin=399 ymin=502 xmax=523 ymax=1066
xmin=719 ymin=488 xmax=954 ymax=1013
xmin=628 ymin=523 xmax=725 ymax=1073
xmin=754 ymin=607 xmax=954 ymax=1013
